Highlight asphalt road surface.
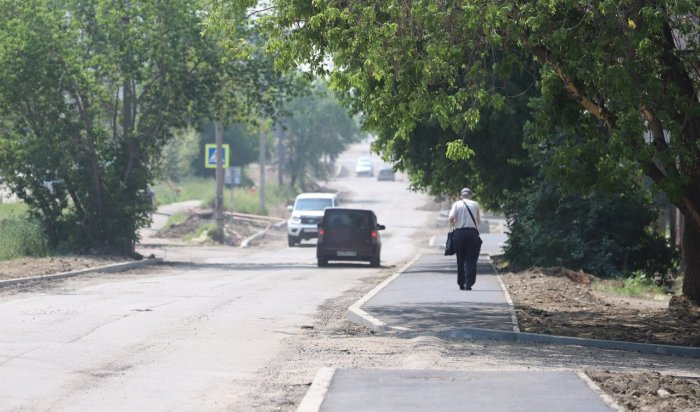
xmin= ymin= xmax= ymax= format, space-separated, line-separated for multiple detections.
xmin=0 ymin=142 xmax=437 ymax=411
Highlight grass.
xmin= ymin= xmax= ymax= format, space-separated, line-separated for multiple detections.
xmin=219 ymin=183 xmax=294 ymax=215
xmin=153 ymin=176 xmax=295 ymax=216
xmin=159 ymin=212 xmax=189 ymax=233
xmin=183 ymin=222 xmax=217 ymax=242
xmin=152 ymin=177 xmax=213 ymax=206
xmin=0 ymin=202 xmax=50 ymax=261
xmin=0 ymin=202 xmax=29 ymax=219
xmin=594 ymin=272 xmax=671 ymax=300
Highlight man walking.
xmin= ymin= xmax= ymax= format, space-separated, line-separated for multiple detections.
xmin=448 ymin=188 xmax=482 ymax=290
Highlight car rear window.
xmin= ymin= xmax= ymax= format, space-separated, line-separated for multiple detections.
xmin=295 ymin=198 xmax=334 ymax=211
xmin=325 ymin=210 xmax=372 ymax=229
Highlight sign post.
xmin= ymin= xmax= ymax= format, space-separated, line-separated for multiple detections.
xmin=214 ymin=126 xmax=225 ymax=237
xmin=225 ymin=166 xmax=241 ymax=212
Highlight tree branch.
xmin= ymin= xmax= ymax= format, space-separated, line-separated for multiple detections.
xmin=529 ymin=45 xmax=616 ymax=132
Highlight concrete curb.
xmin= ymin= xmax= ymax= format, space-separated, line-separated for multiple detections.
xmin=491 ymin=257 xmax=521 ymax=333
xmin=347 ymin=254 xmax=423 ymax=334
xmin=296 ymin=367 xmax=336 ymax=412
xmin=439 ymin=326 xmax=700 ymax=358
xmin=0 ymin=258 xmax=164 ymax=288
xmin=576 ymin=371 xmax=624 ymax=411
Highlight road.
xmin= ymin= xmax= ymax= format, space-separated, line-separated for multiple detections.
xmin=0 ymin=142 xmax=437 ymax=411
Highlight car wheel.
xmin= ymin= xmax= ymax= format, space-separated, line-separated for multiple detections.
xmin=317 ymin=258 xmax=328 ymax=267
xmin=370 ymin=255 xmax=380 ymax=267
xmin=288 ymin=235 xmax=298 ymax=247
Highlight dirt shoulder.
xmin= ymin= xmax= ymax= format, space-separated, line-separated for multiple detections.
xmin=0 ymin=256 xmax=132 ymax=282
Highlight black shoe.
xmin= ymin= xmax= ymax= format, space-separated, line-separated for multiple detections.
xmin=459 ymin=285 xmax=465 ymax=290
xmin=465 ymin=286 xmax=472 ymax=290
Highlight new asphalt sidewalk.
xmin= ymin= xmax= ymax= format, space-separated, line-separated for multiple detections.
xmin=299 ymin=254 xmax=620 ymax=412
xmin=298 ymin=230 xmax=700 ymax=411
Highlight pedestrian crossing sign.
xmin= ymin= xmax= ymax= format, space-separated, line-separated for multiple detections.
xmin=204 ymin=144 xmax=230 ymax=169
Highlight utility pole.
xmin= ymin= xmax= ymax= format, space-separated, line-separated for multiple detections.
xmin=276 ymin=120 xmax=284 ymax=186
xmin=259 ymin=111 xmax=266 ymax=213
xmin=215 ymin=121 xmax=224 ymax=237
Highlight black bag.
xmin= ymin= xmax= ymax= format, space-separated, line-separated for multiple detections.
xmin=444 ymin=230 xmax=456 ymax=256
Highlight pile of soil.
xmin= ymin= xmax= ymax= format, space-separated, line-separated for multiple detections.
xmin=157 ymin=211 xmax=272 ymax=246
xmin=586 ymin=370 xmax=700 ymax=411
xmin=157 ymin=214 xmax=211 ymax=239
xmin=500 ymin=267 xmax=700 ymax=347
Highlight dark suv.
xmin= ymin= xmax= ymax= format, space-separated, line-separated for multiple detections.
xmin=316 ymin=208 xmax=385 ymax=267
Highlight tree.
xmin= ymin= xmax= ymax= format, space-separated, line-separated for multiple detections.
xmin=160 ymin=127 xmax=201 ymax=182
xmin=367 ymin=69 xmax=536 ymax=211
xmin=252 ymin=0 xmax=700 ymax=303
xmin=0 ymin=0 xmax=223 ymax=255
xmin=280 ymin=81 xmax=361 ymax=189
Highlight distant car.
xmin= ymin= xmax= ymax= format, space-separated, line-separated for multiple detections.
xmin=287 ymin=192 xmax=339 ymax=246
xmin=377 ymin=167 xmax=395 ymax=181
xmin=316 ymin=208 xmax=385 ymax=267
xmin=355 ymin=157 xmax=374 ymax=177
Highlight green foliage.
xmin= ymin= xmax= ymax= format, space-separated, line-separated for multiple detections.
xmin=243 ymin=0 xmax=700 ymax=302
xmin=595 ymin=272 xmax=669 ymax=299
xmin=0 ymin=0 xmax=225 ymax=255
xmin=0 ymin=202 xmax=28 ymax=219
xmin=192 ymin=123 xmax=260 ymax=178
xmin=159 ymin=128 xmax=201 ymax=182
xmin=280 ymin=81 xmax=362 ymax=189
xmin=0 ymin=217 xmax=49 ymax=260
xmin=504 ymin=179 xmax=675 ymax=278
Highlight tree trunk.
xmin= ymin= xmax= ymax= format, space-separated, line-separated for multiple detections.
xmin=682 ymin=217 xmax=700 ymax=304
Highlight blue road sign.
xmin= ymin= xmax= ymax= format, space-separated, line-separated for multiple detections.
xmin=204 ymin=144 xmax=230 ymax=169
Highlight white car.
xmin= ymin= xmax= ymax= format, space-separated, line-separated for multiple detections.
xmin=355 ymin=157 xmax=374 ymax=177
xmin=286 ymin=192 xmax=339 ymax=246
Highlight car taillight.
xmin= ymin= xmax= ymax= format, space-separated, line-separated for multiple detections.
xmin=371 ymin=230 xmax=378 ymax=239
xmin=318 ymin=228 xmax=325 ymax=241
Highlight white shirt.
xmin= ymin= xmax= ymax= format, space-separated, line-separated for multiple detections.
xmin=449 ymin=198 xmax=480 ymax=229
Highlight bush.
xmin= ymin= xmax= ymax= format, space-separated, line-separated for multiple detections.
xmin=504 ymin=182 xmax=675 ymax=278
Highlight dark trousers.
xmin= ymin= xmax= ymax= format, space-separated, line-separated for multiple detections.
xmin=454 ymin=228 xmax=481 ymax=287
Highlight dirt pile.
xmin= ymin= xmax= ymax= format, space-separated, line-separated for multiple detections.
xmin=157 ymin=211 xmax=274 ymax=246
xmin=501 ymin=268 xmax=700 ymax=347
xmin=586 ymin=370 xmax=700 ymax=411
